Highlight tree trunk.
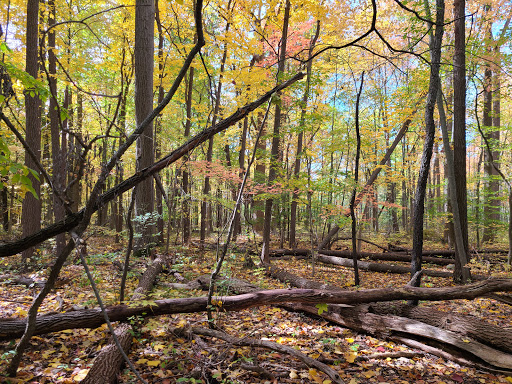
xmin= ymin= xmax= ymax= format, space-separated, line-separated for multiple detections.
xmin=290 ymin=20 xmax=320 ymax=248
xmin=410 ymin=0 xmax=444 ymax=289
xmin=182 ymin=66 xmax=194 ymax=244
xmin=2 ymin=278 xmax=512 ymax=341
xmin=82 ymin=256 xmax=165 ymax=384
xmin=453 ymin=0 xmax=469 ymax=266
xmin=134 ymin=0 xmax=155 ymax=251
xmin=261 ymin=0 xmax=290 ymax=264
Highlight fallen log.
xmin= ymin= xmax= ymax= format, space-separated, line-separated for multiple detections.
xmin=1 ymin=278 xmax=512 ymax=340
xmin=81 ymin=256 xmax=165 ymax=384
xmin=315 ymin=254 xmax=487 ymax=279
xmin=270 ymin=249 xmax=455 ymax=265
xmin=286 ymin=302 xmax=512 ymax=373
xmin=266 ymin=266 xmax=512 ymax=372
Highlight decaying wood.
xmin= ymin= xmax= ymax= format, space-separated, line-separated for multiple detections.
xmin=315 ymin=254 xmax=487 ymax=279
xmin=81 ymin=256 xmax=164 ymax=384
xmin=1 ymin=278 xmax=512 ymax=340
xmin=188 ymin=326 xmax=344 ymax=384
xmin=267 ymin=266 xmax=512 ymax=372
xmin=270 ymin=248 xmax=455 ymax=265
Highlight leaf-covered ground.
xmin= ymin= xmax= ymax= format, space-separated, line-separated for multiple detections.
xmin=1 ymin=234 xmax=512 ymax=383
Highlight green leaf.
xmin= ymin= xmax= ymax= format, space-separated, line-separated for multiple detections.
xmin=316 ymin=303 xmax=328 ymax=315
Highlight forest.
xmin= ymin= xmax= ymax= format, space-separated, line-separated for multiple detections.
xmin=1 ymin=0 xmax=512 ymax=382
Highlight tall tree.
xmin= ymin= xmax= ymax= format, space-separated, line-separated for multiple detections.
xmin=182 ymin=66 xmax=194 ymax=244
xmin=261 ymin=0 xmax=291 ymax=264
xmin=134 ymin=0 xmax=155 ymax=251
xmin=453 ymin=0 xmax=469 ymax=267
xmin=410 ymin=0 xmax=445 ymax=290
xmin=21 ymin=0 xmax=41 ymax=264
xmin=290 ymin=20 xmax=320 ymax=248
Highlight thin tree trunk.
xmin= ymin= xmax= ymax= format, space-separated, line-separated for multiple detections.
xmin=410 ymin=0 xmax=445 ymax=290
xmin=453 ymin=0 xmax=469 ymax=266
xmin=261 ymin=0 xmax=290 ymax=264
xmin=290 ymin=20 xmax=320 ymax=248
xmin=182 ymin=66 xmax=194 ymax=244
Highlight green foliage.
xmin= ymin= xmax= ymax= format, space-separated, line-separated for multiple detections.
xmin=0 ymin=42 xmax=48 ymax=103
xmin=0 ymin=136 xmax=39 ymax=198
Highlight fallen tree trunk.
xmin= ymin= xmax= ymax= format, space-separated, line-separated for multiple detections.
xmin=1 ymin=278 xmax=512 ymax=340
xmin=81 ymin=256 xmax=164 ymax=384
xmin=286 ymin=302 xmax=512 ymax=373
xmin=315 ymin=254 xmax=487 ymax=279
xmin=270 ymin=249 xmax=455 ymax=265
xmin=266 ymin=267 xmax=512 ymax=372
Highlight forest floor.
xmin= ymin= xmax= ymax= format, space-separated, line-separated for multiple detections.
xmin=1 ymin=232 xmax=512 ymax=384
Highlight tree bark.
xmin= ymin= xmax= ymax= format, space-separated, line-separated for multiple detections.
xmin=82 ymin=256 xmax=164 ymax=384
xmin=21 ymin=0 xmax=42 ymax=263
xmin=453 ymin=0 xmax=469 ymax=269
xmin=2 ymin=278 xmax=511 ymax=341
xmin=134 ymin=0 xmax=155 ymax=251
xmin=261 ymin=0 xmax=290 ymax=264
xmin=411 ymin=0 xmax=444 ymax=289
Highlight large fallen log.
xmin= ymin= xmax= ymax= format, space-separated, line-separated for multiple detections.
xmin=266 ymin=267 xmax=512 ymax=373
xmin=270 ymin=248 xmax=455 ymax=265
xmin=81 ymin=256 xmax=164 ymax=384
xmin=1 ymin=278 xmax=512 ymax=340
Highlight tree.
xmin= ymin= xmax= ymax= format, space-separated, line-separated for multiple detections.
xmin=453 ymin=0 xmax=469 ymax=276
xmin=134 ymin=0 xmax=155 ymax=252
xmin=21 ymin=0 xmax=41 ymax=264
xmin=410 ymin=0 xmax=445 ymax=290
xmin=261 ymin=0 xmax=291 ymax=264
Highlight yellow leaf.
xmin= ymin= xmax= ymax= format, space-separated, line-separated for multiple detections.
xmin=73 ymin=369 xmax=89 ymax=381
xmin=289 ymin=370 xmax=299 ymax=379
xmin=463 ymin=339 xmax=471 ymax=343
xmin=364 ymin=370 xmax=376 ymax=378
xmin=136 ymin=358 xmax=148 ymax=364
xmin=154 ymin=344 xmax=166 ymax=351
xmin=505 ymin=377 xmax=512 ymax=383
xmin=147 ymin=360 xmax=161 ymax=367
xmin=344 ymin=351 xmax=357 ymax=363
xmin=346 ymin=338 xmax=355 ymax=343
xmin=323 ymin=381 xmax=332 ymax=384
xmin=349 ymin=379 xmax=358 ymax=384
xmin=310 ymin=352 xmax=321 ymax=359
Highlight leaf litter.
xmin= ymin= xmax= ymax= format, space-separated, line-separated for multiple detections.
xmin=0 ymin=235 xmax=511 ymax=383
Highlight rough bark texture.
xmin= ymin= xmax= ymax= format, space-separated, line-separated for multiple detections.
xmin=411 ymin=0 xmax=444 ymax=287
xmin=81 ymin=256 xmax=164 ymax=384
xmin=134 ymin=0 xmax=155 ymax=250
xmin=21 ymin=0 xmax=42 ymax=262
xmin=1 ymin=278 xmax=512 ymax=340
xmin=453 ymin=0 xmax=469 ymax=262
xmin=261 ymin=0 xmax=290 ymax=263
xmin=268 ymin=268 xmax=512 ymax=372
